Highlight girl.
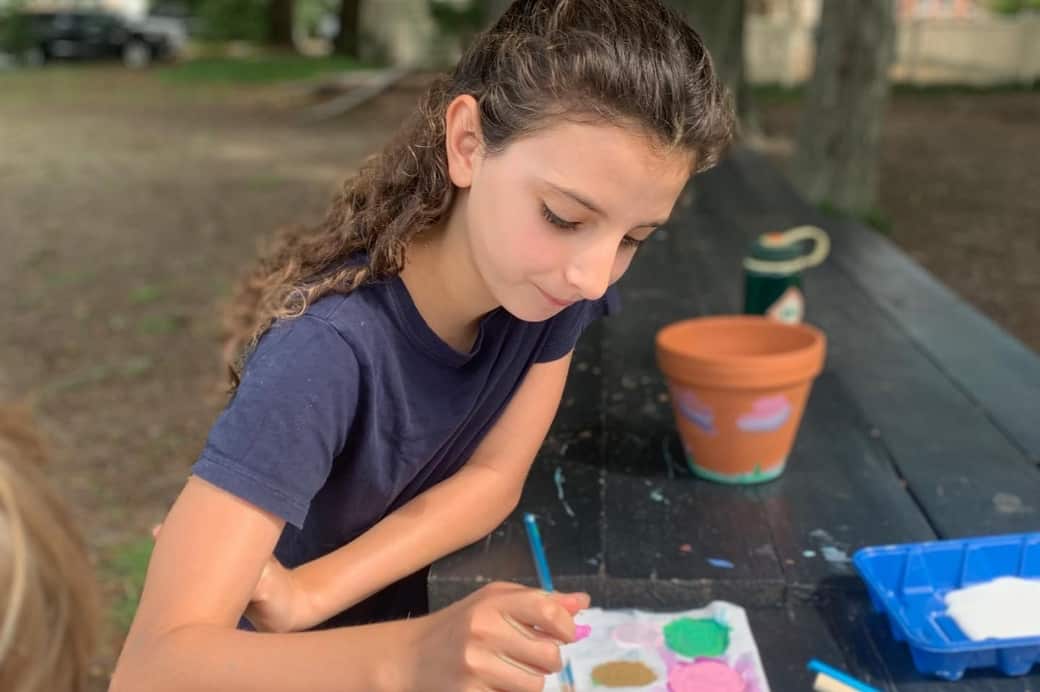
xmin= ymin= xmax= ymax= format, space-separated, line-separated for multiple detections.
xmin=113 ymin=1 xmax=734 ymax=690
xmin=0 ymin=405 xmax=100 ymax=692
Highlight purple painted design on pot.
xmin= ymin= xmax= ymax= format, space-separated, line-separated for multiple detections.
xmin=672 ymin=387 xmax=717 ymax=435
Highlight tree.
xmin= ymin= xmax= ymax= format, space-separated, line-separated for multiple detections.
xmin=481 ymin=0 xmax=512 ymax=24
xmin=789 ymin=1 xmax=896 ymax=217
xmin=269 ymin=0 xmax=295 ymax=47
xmin=665 ymin=0 xmax=758 ymax=138
xmin=334 ymin=0 xmax=362 ymax=58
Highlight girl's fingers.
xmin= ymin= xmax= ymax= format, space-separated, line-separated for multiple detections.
xmin=497 ymin=620 xmax=564 ymax=676
xmin=505 ymin=591 xmax=580 ymax=643
xmin=501 ymin=612 xmax=561 ymax=644
xmin=472 ymin=647 xmax=549 ymax=692
xmin=559 ymin=591 xmax=591 ymax=613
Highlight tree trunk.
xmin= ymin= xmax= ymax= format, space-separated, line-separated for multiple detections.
xmin=666 ymin=0 xmax=757 ymax=137
xmin=268 ymin=0 xmax=295 ymax=48
xmin=790 ymin=0 xmax=896 ymax=216
xmin=335 ymin=0 xmax=362 ymax=58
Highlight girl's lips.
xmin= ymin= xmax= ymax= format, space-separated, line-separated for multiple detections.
xmin=537 ymin=285 xmax=577 ymax=307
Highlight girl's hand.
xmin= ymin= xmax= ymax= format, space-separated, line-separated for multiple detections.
xmin=151 ymin=524 xmax=315 ymax=633
xmin=409 ymin=581 xmax=590 ymax=692
xmin=241 ymin=554 xmax=315 ymax=633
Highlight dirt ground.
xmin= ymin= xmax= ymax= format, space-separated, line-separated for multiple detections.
xmin=1 ymin=67 xmax=1036 ymax=687
xmin=0 ymin=66 xmax=425 ymax=687
xmin=758 ymin=90 xmax=1040 ymax=353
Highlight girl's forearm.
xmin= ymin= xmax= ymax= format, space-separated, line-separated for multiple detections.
xmin=111 ymin=617 xmax=421 ymax=692
xmin=295 ymin=463 xmax=521 ymax=627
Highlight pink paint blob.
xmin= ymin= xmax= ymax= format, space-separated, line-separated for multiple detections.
xmin=737 ymin=395 xmax=792 ymax=432
xmin=611 ymin=621 xmax=664 ymax=648
xmin=657 ymin=643 xmax=680 ymax=674
xmin=668 ymin=660 xmax=746 ymax=692
xmin=574 ymin=624 xmax=592 ymax=642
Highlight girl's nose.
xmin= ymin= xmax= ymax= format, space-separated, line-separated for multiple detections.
xmin=563 ymin=240 xmax=616 ymax=302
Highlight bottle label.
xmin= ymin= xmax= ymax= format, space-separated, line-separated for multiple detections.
xmin=766 ymin=286 xmax=804 ymax=323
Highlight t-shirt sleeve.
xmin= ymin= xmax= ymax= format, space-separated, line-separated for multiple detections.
xmin=535 ymin=284 xmax=622 ymax=363
xmin=191 ymin=315 xmax=360 ymax=529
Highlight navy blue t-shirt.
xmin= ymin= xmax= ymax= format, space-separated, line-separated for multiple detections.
xmin=191 ymin=273 xmax=619 ymax=628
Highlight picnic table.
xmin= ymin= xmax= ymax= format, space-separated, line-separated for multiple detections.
xmin=429 ymin=147 xmax=1040 ymax=691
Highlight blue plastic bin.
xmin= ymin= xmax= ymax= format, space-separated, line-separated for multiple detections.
xmin=853 ymin=533 xmax=1040 ymax=681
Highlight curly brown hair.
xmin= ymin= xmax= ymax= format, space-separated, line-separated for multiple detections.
xmin=222 ymin=0 xmax=735 ymax=387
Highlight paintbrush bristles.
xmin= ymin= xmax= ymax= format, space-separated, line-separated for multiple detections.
xmin=813 ymin=672 xmax=861 ymax=692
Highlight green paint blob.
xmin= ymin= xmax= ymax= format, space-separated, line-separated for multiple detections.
xmin=663 ymin=617 xmax=730 ymax=657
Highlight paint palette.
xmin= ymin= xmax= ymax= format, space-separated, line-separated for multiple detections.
xmin=542 ymin=601 xmax=770 ymax=692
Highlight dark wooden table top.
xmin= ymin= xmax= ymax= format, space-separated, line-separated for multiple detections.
xmin=429 ymin=147 xmax=1040 ymax=691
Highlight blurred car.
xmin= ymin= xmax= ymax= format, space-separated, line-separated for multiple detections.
xmin=11 ymin=9 xmax=177 ymax=68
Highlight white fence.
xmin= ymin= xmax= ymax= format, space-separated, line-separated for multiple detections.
xmin=747 ymin=13 xmax=1040 ymax=86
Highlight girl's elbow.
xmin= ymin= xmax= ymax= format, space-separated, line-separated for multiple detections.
xmin=109 ymin=656 xmax=146 ymax=692
xmin=109 ymin=628 xmax=175 ymax=692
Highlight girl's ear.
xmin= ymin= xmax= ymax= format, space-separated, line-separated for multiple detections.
xmin=444 ymin=94 xmax=483 ymax=189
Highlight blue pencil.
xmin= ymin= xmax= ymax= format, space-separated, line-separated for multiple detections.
xmin=523 ymin=513 xmax=577 ymax=692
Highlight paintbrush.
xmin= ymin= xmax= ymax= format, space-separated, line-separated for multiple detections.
xmin=523 ymin=512 xmax=577 ymax=692
xmin=808 ymin=659 xmax=880 ymax=692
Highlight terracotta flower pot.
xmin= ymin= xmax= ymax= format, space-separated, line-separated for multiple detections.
xmin=656 ymin=316 xmax=826 ymax=484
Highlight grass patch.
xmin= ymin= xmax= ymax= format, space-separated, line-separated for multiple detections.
xmin=750 ymin=80 xmax=1038 ymax=107
xmin=129 ymin=284 xmax=164 ymax=305
xmin=892 ymin=81 xmax=1040 ymax=96
xmin=121 ymin=354 xmax=155 ymax=378
xmin=45 ymin=269 xmax=96 ymax=288
xmin=102 ymin=536 xmax=154 ymax=633
xmin=751 ymin=83 xmax=805 ymax=106
xmin=137 ymin=313 xmax=186 ymax=335
xmin=158 ymin=55 xmax=369 ymax=85
xmin=819 ymin=201 xmax=893 ymax=234
xmin=46 ymin=364 xmax=114 ymax=394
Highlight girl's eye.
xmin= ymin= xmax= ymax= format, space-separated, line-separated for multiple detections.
xmin=542 ymin=202 xmax=647 ymax=250
xmin=542 ymin=203 xmax=579 ymax=230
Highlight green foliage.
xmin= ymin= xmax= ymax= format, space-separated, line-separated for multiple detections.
xmin=0 ymin=0 xmax=34 ymax=56
xmin=429 ymin=0 xmax=486 ymax=36
xmin=195 ymin=0 xmax=268 ymax=42
xmin=297 ymin=0 xmax=337 ymax=38
xmin=987 ymin=0 xmax=1040 ymax=14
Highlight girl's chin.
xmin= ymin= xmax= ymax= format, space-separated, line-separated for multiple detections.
xmin=500 ymin=296 xmax=565 ymax=323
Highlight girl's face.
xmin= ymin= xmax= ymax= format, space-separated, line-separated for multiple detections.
xmin=456 ymin=113 xmax=692 ymax=322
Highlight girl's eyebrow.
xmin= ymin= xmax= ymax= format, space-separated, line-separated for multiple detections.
xmin=544 ymin=180 xmax=668 ymax=229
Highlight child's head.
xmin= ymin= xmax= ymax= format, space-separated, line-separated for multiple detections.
xmin=224 ymin=0 xmax=734 ymax=377
xmin=0 ymin=406 xmax=99 ymax=692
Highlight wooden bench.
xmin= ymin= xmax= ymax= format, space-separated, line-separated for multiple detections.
xmin=429 ymin=147 xmax=1040 ymax=691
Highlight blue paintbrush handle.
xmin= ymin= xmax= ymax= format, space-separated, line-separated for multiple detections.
xmin=523 ymin=513 xmax=577 ymax=691
xmin=523 ymin=513 xmax=555 ymax=592
xmin=808 ymin=659 xmax=879 ymax=692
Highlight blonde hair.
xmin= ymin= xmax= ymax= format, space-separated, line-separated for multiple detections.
xmin=0 ymin=406 xmax=99 ymax=692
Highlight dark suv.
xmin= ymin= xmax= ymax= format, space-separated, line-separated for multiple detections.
xmin=11 ymin=10 xmax=175 ymax=67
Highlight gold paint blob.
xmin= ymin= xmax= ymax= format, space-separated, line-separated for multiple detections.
xmin=590 ymin=660 xmax=658 ymax=687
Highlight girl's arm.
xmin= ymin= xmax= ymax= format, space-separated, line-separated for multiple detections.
xmin=111 ymin=476 xmax=415 ymax=692
xmin=111 ymin=474 xmax=583 ymax=692
xmin=283 ymin=352 xmax=575 ymax=630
